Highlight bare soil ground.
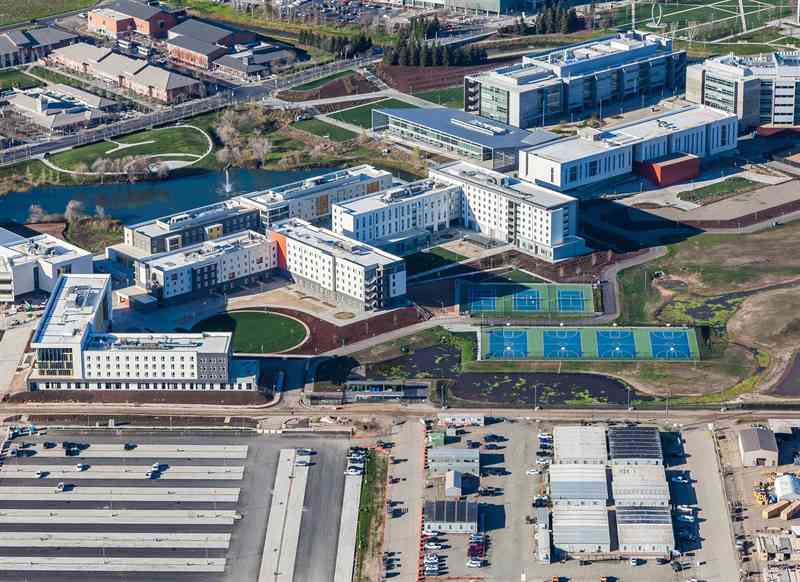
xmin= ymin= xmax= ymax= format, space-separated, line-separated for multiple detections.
xmin=8 ymin=390 xmax=271 ymax=405
xmin=277 ymin=72 xmax=378 ymax=102
xmin=377 ymin=61 xmax=513 ymax=92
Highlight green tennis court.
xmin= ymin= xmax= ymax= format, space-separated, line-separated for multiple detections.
xmin=479 ymin=325 xmax=701 ymax=361
xmin=458 ymin=282 xmax=597 ymax=316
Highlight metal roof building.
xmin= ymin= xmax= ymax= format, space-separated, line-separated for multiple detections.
xmin=616 ymin=506 xmax=675 ymax=555
xmin=549 ymin=464 xmax=608 ymax=506
xmin=608 ymin=426 xmax=663 ymax=465
xmin=428 ymin=447 xmax=481 ymax=476
xmin=610 ymin=464 xmax=670 ymax=507
xmin=553 ymin=425 xmax=608 ymax=464
xmin=738 ymin=427 xmax=779 ymax=467
xmin=423 ymin=500 xmax=478 ymax=534
xmin=552 ymin=506 xmax=611 ymax=555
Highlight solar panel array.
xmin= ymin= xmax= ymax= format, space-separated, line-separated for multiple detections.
xmin=608 ymin=426 xmax=663 ymax=462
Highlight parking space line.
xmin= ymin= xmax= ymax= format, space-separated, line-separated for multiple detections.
xmin=0 ymin=532 xmax=231 ymax=549
xmin=333 ymin=474 xmax=363 ymax=582
xmin=0 ymin=509 xmax=238 ymax=524
xmin=0 ymin=557 xmax=227 ymax=572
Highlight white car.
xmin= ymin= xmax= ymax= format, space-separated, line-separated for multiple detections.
xmin=677 ymin=514 xmax=695 ymax=523
xmin=75 ymin=463 xmax=88 ymax=471
xmin=55 ymin=482 xmax=66 ymax=492
xmin=295 ymin=459 xmax=312 ymax=466
xmin=538 ymin=432 xmax=552 ymax=440
xmin=297 ymin=448 xmax=314 ymax=455
xmin=536 ymin=458 xmax=550 ymax=465
xmin=344 ymin=468 xmax=363 ymax=476
xmin=677 ymin=504 xmax=694 ymax=513
xmin=526 ymin=468 xmax=541 ymax=476
xmin=671 ymin=476 xmax=688 ymax=483
xmin=466 ymin=559 xmax=483 ymax=568
xmin=424 ymin=542 xmax=442 ymax=550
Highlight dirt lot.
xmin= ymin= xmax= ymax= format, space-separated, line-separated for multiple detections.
xmin=377 ymin=61 xmax=514 ymax=93
xmin=8 ymin=390 xmax=270 ymax=405
xmin=277 ymin=71 xmax=378 ymax=102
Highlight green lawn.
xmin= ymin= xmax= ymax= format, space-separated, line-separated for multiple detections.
xmin=292 ymin=70 xmax=354 ymax=91
xmin=191 ymin=311 xmax=308 ymax=353
xmin=331 ymin=98 xmax=418 ymax=129
xmin=415 ymin=86 xmax=464 ymax=109
xmin=0 ymin=69 xmax=42 ymax=91
xmin=678 ymin=176 xmax=759 ymax=204
xmin=48 ymin=126 xmax=210 ymax=170
xmin=405 ymin=246 xmax=467 ymax=277
xmin=293 ymin=118 xmax=357 ymax=142
xmin=354 ymin=451 xmax=388 ymax=582
xmin=0 ymin=0 xmax=98 ymax=25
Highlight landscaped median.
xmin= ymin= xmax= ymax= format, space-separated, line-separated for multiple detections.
xmin=353 ymin=450 xmax=388 ymax=582
xmin=677 ymin=176 xmax=760 ymax=205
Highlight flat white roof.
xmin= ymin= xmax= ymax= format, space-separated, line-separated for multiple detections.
xmin=611 ymin=465 xmax=669 ymax=502
xmin=272 ymin=219 xmax=401 ymax=268
xmin=85 ymin=332 xmax=231 ymax=355
xmin=32 ymin=274 xmax=111 ymax=347
xmin=141 ymin=230 xmax=268 ymax=272
xmin=552 ymin=506 xmax=611 ymax=546
xmin=335 ymin=179 xmax=455 ymax=215
xmin=554 ymin=425 xmax=608 ymax=463
xmin=431 ymin=160 xmax=576 ymax=210
xmin=0 ymin=233 xmax=89 ymax=270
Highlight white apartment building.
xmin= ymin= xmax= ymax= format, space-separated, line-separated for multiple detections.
xmin=134 ymin=230 xmax=277 ymax=302
xmin=429 ymin=161 xmax=587 ymax=262
xmin=331 ymin=179 xmax=462 ymax=255
xmin=520 ymin=105 xmax=738 ymax=192
xmin=242 ymin=165 xmax=393 ymax=227
xmin=270 ymin=219 xmax=406 ymax=311
xmin=29 ymin=273 xmax=258 ymax=391
xmin=0 ymin=228 xmax=92 ymax=302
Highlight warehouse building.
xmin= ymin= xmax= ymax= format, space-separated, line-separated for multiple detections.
xmin=445 ymin=470 xmax=463 ymax=497
xmin=429 ymin=161 xmax=587 ymax=263
xmin=552 ymin=505 xmax=611 ymax=555
xmin=608 ymin=426 xmax=664 ymax=465
xmin=549 ymin=464 xmax=608 ymax=506
xmin=0 ymin=228 xmax=93 ymax=303
xmin=465 ymin=32 xmax=686 ymax=129
xmin=28 ymin=274 xmax=258 ymax=391
xmin=133 ymin=230 xmax=277 ymax=303
xmin=616 ymin=506 xmax=675 ymax=556
xmin=553 ymin=425 xmax=608 ymax=464
xmin=686 ymin=52 xmax=800 ymax=130
xmin=0 ymin=26 xmax=77 ymax=68
xmin=371 ymin=107 xmax=560 ymax=172
xmin=331 ymin=179 xmax=462 ymax=255
xmin=270 ymin=219 xmax=406 ymax=312
xmin=427 ymin=447 xmax=480 ymax=476
xmin=610 ymin=464 xmax=670 ymax=507
xmin=423 ymin=500 xmax=478 ymax=534
xmin=520 ymin=105 xmax=738 ymax=193
xmin=738 ymin=427 xmax=779 ymax=467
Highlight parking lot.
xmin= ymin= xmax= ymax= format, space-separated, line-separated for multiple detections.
xmin=0 ymin=428 xmax=349 ymax=582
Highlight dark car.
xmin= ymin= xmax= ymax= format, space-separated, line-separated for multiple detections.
xmin=671 ymin=562 xmax=683 ymax=572
xmin=483 ymin=443 xmax=499 ymax=450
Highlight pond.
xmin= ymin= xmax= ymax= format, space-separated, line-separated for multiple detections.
xmin=366 ymin=345 xmax=650 ymax=407
xmin=0 ymin=167 xmax=329 ymax=224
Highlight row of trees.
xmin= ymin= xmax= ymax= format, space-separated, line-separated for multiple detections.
xmin=505 ymin=5 xmax=580 ymax=35
xmin=297 ymin=30 xmax=373 ymax=58
xmin=404 ymin=15 xmax=442 ymax=41
xmin=382 ymin=41 xmax=487 ymax=67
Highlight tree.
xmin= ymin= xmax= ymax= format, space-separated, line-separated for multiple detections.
xmin=536 ymin=13 xmax=546 ymax=34
xmin=249 ymin=136 xmax=272 ymax=162
xmin=560 ymin=11 xmax=570 ymax=34
xmin=422 ymin=44 xmax=433 ymax=67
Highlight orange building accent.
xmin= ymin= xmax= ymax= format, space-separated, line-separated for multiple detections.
xmin=633 ymin=154 xmax=700 ymax=187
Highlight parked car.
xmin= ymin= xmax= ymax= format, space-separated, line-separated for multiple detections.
xmin=424 ymin=542 xmax=441 ymax=550
xmin=526 ymin=468 xmax=542 ymax=476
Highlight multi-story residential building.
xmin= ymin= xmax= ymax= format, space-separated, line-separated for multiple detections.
xmin=519 ymin=105 xmax=738 ymax=192
xmin=270 ymin=219 xmax=406 ymax=311
xmin=465 ymin=32 xmax=686 ymax=128
xmin=134 ymin=230 xmax=277 ymax=302
xmin=242 ymin=165 xmax=393 ymax=228
xmin=331 ymin=179 xmax=462 ymax=255
xmin=430 ymin=161 xmax=587 ymax=262
xmin=686 ymin=52 xmax=800 ymax=129
xmin=88 ymin=0 xmax=178 ymax=39
xmin=371 ymin=107 xmax=559 ymax=172
xmin=108 ymin=166 xmax=391 ymax=265
xmin=0 ymin=26 xmax=77 ymax=68
xmin=28 ymin=274 xmax=258 ymax=391
xmin=0 ymin=228 xmax=92 ymax=302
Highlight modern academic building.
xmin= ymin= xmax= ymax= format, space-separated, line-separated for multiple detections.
xmin=519 ymin=105 xmax=738 ymax=192
xmin=371 ymin=107 xmax=559 ymax=172
xmin=28 ymin=274 xmax=259 ymax=391
xmin=686 ymin=51 xmax=800 ymax=130
xmin=464 ymin=31 xmax=686 ymax=128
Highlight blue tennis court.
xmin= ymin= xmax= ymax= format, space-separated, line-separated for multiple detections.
xmin=543 ymin=330 xmax=582 ymax=359
xmin=512 ymin=288 xmax=541 ymax=312
xmin=557 ymin=290 xmax=587 ymax=312
xmin=597 ymin=330 xmax=637 ymax=359
xmin=487 ymin=329 xmax=528 ymax=359
xmin=650 ymin=330 xmax=692 ymax=359
xmin=468 ymin=288 xmax=497 ymax=312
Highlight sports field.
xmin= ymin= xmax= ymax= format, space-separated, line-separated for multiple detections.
xmin=459 ymin=282 xmax=596 ymax=316
xmin=479 ymin=326 xmax=700 ymax=361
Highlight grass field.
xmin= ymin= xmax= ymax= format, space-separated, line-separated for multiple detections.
xmin=678 ymin=176 xmax=759 ymax=204
xmin=353 ymin=451 xmax=388 ymax=582
xmin=0 ymin=69 xmax=42 ymax=91
xmin=292 ymin=118 xmax=357 ymax=142
xmin=292 ymin=70 xmax=354 ymax=91
xmin=330 ymin=98 xmax=418 ymax=129
xmin=0 ymin=0 xmax=98 ymax=25
xmin=48 ymin=126 xmax=210 ymax=170
xmin=405 ymin=246 xmax=466 ymax=277
xmin=191 ymin=311 xmax=307 ymax=353
xmin=415 ymin=86 xmax=464 ymax=108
